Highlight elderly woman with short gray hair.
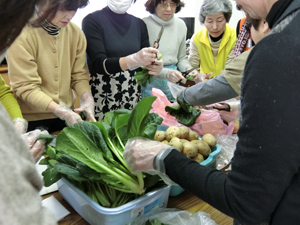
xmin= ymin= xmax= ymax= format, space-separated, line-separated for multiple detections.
xmin=189 ymin=0 xmax=236 ymax=78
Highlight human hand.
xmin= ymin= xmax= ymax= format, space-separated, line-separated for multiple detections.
xmin=165 ymin=69 xmax=186 ymax=84
xmin=126 ymin=47 xmax=159 ymax=69
xmin=22 ymin=129 xmax=49 ymax=163
xmin=13 ymin=118 xmax=28 ymax=134
xmin=190 ymin=71 xmax=212 ymax=83
xmin=123 ymin=138 xmax=170 ymax=174
xmin=54 ymin=102 xmax=83 ymax=126
xmin=212 ymin=101 xmax=240 ymax=123
xmin=74 ymin=92 xmax=96 ymax=122
xmin=145 ymin=59 xmax=163 ymax=75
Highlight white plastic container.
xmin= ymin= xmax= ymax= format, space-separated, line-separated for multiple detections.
xmin=58 ymin=178 xmax=171 ymax=225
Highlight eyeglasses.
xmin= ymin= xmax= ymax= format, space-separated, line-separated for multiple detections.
xmin=158 ymin=2 xmax=179 ymax=9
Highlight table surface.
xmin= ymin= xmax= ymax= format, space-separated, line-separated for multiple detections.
xmin=44 ymin=190 xmax=233 ymax=225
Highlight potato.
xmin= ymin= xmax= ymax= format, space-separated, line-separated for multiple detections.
xmin=202 ymin=133 xmax=217 ymax=148
xmin=190 ymin=140 xmax=198 ymax=145
xmin=179 ymin=126 xmax=189 ymax=139
xmin=192 ymin=153 xmax=204 ymax=163
xmin=162 ymin=140 xmax=169 ymax=145
xmin=165 ymin=126 xmax=181 ymax=141
xmin=182 ymin=142 xmax=198 ymax=158
xmin=154 ymin=131 xmax=166 ymax=142
xmin=169 ymin=137 xmax=183 ymax=152
xmin=194 ymin=140 xmax=211 ymax=157
xmin=187 ymin=130 xmax=199 ymax=141
xmin=180 ymin=139 xmax=189 ymax=144
xmin=233 ymin=120 xmax=239 ymax=134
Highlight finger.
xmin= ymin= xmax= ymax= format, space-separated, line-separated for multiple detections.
xmin=31 ymin=140 xmax=46 ymax=163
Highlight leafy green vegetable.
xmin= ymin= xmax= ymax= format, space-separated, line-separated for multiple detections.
xmin=165 ymin=97 xmax=201 ymax=126
xmin=134 ymin=53 xmax=162 ymax=87
xmin=40 ymin=96 xmax=165 ymax=208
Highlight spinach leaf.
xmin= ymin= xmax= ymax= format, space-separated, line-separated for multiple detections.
xmin=165 ymin=97 xmax=201 ymax=126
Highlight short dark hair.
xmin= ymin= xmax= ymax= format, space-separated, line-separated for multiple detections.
xmin=145 ymin=0 xmax=185 ymax=14
xmin=0 ymin=0 xmax=52 ymax=52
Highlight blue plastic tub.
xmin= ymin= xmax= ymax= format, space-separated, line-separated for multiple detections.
xmin=157 ymin=125 xmax=222 ymax=197
xmin=58 ymin=178 xmax=171 ymax=225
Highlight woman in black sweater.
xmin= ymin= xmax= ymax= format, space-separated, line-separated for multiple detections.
xmin=124 ymin=0 xmax=300 ymax=224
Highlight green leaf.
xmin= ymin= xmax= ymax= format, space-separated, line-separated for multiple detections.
xmin=165 ymin=97 xmax=201 ymax=126
xmin=39 ymin=157 xmax=49 ymax=165
xmin=127 ymin=96 xmax=157 ymax=139
xmin=42 ymin=167 xmax=62 ymax=187
xmin=37 ymin=134 xmax=55 ymax=146
xmin=115 ymin=113 xmax=131 ymax=146
xmin=141 ymin=113 xmax=163 ymax=139
xmin=45 ymin=145 xmax=57 ymax=160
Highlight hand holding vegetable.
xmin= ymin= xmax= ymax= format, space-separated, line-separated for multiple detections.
xmin=190 ymin=72 xmax=212 ymax=83
xmin=74 ymin=92 xmax=96 ymax=122
xmin=54 ymin=102 xmax=83 ymax=126
xmin=22 ymin=129 xmax=49 ymax=162
xmin=124 ymin=138 xmax=176 ymax=185
xmin=12 ymin=118 xmax=28 ymax=134
xmin=126 ymin=47 xmax=159 ymax=70
xmin=145 ymin=59 xmax=163 ymax=75
xmin=164 ymin=69 xmax=186 ymax=84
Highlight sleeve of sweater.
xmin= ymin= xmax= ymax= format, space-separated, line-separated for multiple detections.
xmin=0 ymin=76 xmax=23 ymax=119
xmin=176 ymin=22 xmax=192 ymax=72
xmin=188 ymin=34 xmax=200 ymax=68
xmin=178 ymin=75 xmax=237 ymax=106
xmin=82 ymin=14 xmax=121 ymax=75
xmin=70 ymin=29 xmax=91 ymax=98
xmin=165 ymin=33 xmax=300 ymax=224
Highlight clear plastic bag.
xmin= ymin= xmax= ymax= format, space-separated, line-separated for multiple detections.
xmin=130 ymin=208 xmax=217 ymax=225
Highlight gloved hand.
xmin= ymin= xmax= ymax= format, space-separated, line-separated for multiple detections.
xmin=12 ymin=118 xmax=28 ymax=134
xmin=145 ymin=59 xmax=164 ymax=75
xmin=164 ymin=69 xmax=186 ymax=84
xmin=22 ymin=129 xmax=49 ymax=163
xmin=212 ymin=101 xmax=240 ymax=123
xmin=189 ymin=71 xmax=212 ymax=83
xmin=126 ymin=47 xmax=159 ymax=70
xmin=123 ymin=138 xmax=177 ymax=185
xmin=53 ymin=102 xmax=83 ymax=126
xmin=74 ymin=92 xmax=96 ymax=122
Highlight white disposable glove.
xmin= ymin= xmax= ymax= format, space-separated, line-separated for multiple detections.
xmin=164 ymin=69 xmax=186 ymax=84
xmin=123 ymin=138 xmax=177 ymax=185
xmin=74 ymin=92 xmax=96 ymax=122
xmin=53 ymin=102 xmax=83 ymax=126
xmin=145 ymin=59 xmax=164 ymax=75
xmin=22 ymin=129 xmax=49 ymax=163
xmin=213 ymin=101 xmax=240 ymax=123
xmin=12 ymin=118 xmax=28 ymax=134
xmin=189 ymin=71 xmax=212 ymax=83
xmin=126 ymin=47 xmax=159 ymax=70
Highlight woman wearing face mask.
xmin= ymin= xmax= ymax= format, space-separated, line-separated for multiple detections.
xmin=189 ymin=0 xmax=236 ymax=78
xmin=82 ymin=0 xmax=163 ymax=120
xmin=6 ymin=0 xmax=96 ymax=133
xmin=141 ymin=0 xmax=199 ymax=101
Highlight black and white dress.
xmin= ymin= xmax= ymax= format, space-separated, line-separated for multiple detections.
xmin=82 ymin=6 xmax=149 ymax=120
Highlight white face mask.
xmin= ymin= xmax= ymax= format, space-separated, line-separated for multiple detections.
xmin=107 ymin=0 xmax=133 ymax=14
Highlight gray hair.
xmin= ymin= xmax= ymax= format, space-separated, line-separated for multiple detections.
xmin=199 ymin=0 xmax=233 ymax=24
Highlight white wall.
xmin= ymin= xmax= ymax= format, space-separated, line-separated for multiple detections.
xmin=72 ymin=0 xmax=246 ymax=32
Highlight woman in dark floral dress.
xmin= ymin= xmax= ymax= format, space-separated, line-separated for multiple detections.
xmin=82 ymin=0 xmax=162 ymax=120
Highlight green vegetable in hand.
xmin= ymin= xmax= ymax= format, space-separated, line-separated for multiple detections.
xmin=134 ymin=53 xmax=162 ymax=87
xmin=165 ymin=97 xmax=201 ymax=126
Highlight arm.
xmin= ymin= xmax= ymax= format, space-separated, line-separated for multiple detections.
xmin=0 ymin=76 xmax=23 ymax=119
xmin=188 ymin=35 xmax=200 ymax=68
xmin=178 ymin=75 xmax=237 ymax=106
xmin=176 ymin=24 xmax=192 ymax=72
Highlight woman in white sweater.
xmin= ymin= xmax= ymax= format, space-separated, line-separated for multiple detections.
xmin=142 ymin=0 xmax=199 ymax=101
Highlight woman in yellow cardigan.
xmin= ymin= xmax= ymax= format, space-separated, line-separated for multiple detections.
xmin=189 ymin=0 xmax=236 ymax=78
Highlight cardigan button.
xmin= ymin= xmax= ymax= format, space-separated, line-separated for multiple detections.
xmin=54 ymin=91 xmax=58 ymax=94
xmin=53 ymin=49 xmax=56 ymax=53
xmin=54 ymin=65 xmax=58 ymax=68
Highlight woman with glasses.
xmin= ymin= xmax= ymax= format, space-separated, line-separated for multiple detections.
xmin=142 ymin=0 xmax=199 ymax=101
xmin=189 ymin=0 xmax=236 ymax=78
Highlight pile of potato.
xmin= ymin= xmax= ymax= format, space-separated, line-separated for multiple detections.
xmin=154 ymin=126 xmax=217 ymax=163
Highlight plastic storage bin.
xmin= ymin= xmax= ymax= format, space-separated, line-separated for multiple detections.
xmin=157 ymin=125 xmax=222 ymax=197
xmin=57 ymin=178 xmax=171 ymax=225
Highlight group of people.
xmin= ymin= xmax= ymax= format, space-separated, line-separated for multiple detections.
xmin=1 ymin=0 xmax=300 ymax=224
